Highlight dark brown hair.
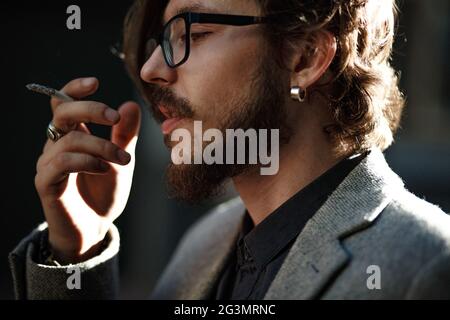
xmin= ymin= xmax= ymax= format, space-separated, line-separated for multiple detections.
xmin=123 ymin=0 xmax=405 ymax=154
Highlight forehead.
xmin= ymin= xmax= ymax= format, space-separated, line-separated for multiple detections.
xmin=163 ymin=0 xmax=261 ymax=24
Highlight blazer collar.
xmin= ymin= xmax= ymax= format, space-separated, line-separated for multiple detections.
xmin=264 ymin=148 xmax=404 ymax=299
xmin=179 ymin=148 xmax=404 ymax=300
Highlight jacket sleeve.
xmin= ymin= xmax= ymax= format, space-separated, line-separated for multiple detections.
xmin=8 ymin=222 xmax=120 ymax=300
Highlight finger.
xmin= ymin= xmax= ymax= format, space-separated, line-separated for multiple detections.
xmin=39 ymin=131 xmax=131 ymax=168
xmin=36 ymin=153 xmax=111 ymax=192
xmin=52 ymin=101 xmax=120 ymax=132
xmin=42 ymin=123 xmax=91 ymax=154
xmin=42 ymin=139 xmax=53 ymax=154
xmin=111 ymin=102 xmax=141 ymax=150
xmin=50 ymin=77 xmax=99 ymax=111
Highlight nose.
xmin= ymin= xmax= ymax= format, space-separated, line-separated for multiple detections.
xmin=140 ymin=46 xmax=177 ymax=86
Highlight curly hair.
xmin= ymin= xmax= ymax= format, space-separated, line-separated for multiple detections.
xmin=122 ymin=0 xmax=405 ymax=154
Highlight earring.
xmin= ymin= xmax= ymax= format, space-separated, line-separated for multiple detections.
xmin=290 ymin=86 xmax=307 ymax=103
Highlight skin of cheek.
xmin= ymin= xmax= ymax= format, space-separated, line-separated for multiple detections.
xmin=176 ymin=27 xmax=267 ymax=131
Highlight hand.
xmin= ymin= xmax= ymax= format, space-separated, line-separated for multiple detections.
xmin=34 ymin=77 xmax=141 ymax=263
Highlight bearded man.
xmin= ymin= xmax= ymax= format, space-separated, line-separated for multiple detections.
xmin=10 ymin=0 xmax=450 ymax=299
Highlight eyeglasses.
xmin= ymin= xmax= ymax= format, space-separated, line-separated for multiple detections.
xmin=145 ymin=12 xmax=271 ymax=68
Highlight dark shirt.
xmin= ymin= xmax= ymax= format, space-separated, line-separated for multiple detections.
xmin=214 ymin=152 xmax=367 ymax=300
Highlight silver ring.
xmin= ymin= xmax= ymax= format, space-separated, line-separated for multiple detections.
xmin=47 ymin=122 xmax=66 ymax=142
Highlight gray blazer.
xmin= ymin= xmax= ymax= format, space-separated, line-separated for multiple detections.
xmin=9 ymin=148 xmax=450 ymax=299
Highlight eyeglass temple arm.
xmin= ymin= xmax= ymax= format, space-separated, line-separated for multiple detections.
xmin=189 ymin=13 xmax=268 ymax=26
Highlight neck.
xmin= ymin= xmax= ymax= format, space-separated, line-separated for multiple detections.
xmin=232 ymin=115 xmax=345 ymax=226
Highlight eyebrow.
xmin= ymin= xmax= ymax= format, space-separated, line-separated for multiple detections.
xmin=163 ymin=3 xmax=222 ymax=24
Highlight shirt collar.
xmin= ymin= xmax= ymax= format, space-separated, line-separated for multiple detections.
xmin=237 ymin=152 xmax=368 ymax=269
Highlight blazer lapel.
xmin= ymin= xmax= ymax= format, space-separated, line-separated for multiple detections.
xmin=187 ymin=210 xmax=244 ymax=299
xmin=265 ymin=149 xmax=404 ymax=299
xmin=152 ymin=198 xmax=246 ymax=300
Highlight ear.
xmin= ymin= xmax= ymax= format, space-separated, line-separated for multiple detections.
xmin=290 ymin=30 xmax=337 ymax=89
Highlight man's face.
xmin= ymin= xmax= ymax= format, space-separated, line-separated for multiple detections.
xmin=140 ymin=0 xmax=292 ymax=203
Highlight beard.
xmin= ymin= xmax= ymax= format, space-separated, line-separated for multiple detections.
xmin=146 ymin=53 xmax=293 ymax=204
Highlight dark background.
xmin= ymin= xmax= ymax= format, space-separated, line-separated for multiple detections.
xmin=0 ymin=0 xmax=449 ymax=299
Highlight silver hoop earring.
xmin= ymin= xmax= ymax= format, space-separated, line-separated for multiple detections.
xmin=290 ymin=86 xmax=307 ymax=103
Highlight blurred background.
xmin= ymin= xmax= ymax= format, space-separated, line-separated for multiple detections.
xmin=0 ymin=0 xmax=448 ymax=299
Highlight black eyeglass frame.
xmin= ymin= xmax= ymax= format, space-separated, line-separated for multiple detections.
xmin=150 ymin=12 xmax=271 ymax=68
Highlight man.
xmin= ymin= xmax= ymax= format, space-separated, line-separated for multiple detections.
xmin=9 ymin=0 xmax=450 ymax=299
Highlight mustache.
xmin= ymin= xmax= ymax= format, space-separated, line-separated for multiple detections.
xmin=146 ymin=85 xmax=194 ymax=124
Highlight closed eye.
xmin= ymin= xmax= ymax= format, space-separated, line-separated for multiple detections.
xmin=190 ymin=32 xmax=212 ymax=42
xmin=177 ymin=32 xmax=212 ymax=45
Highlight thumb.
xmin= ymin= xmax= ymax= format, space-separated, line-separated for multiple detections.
xmin=111 ymin=101 xmax=141 ymax=151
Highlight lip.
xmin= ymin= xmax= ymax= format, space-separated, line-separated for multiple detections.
xmin=159 ymin=106 xmax=171 ymax=118
xmin=158 ymin=105 xmax=187 ymax=134
xmin=161 ymin=118 xmax=185 ymax=135
xmin=159 ymin=105 xmax=183 ymax=118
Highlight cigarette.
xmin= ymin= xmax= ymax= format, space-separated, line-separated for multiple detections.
xmin=26 ymin=83 xmax=74 ymax=102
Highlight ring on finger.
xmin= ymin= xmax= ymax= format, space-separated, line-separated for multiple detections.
xmin=47 ymin=121 xmax=67 ymax=142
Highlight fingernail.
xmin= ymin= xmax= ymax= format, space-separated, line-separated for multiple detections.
xmin=105 ymin=108 xmax=120 ymax=122
xmin=82 ymin=77 xmax=96 ymax=87
xmin=117 ymin=150 xmax=131 ymax=164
